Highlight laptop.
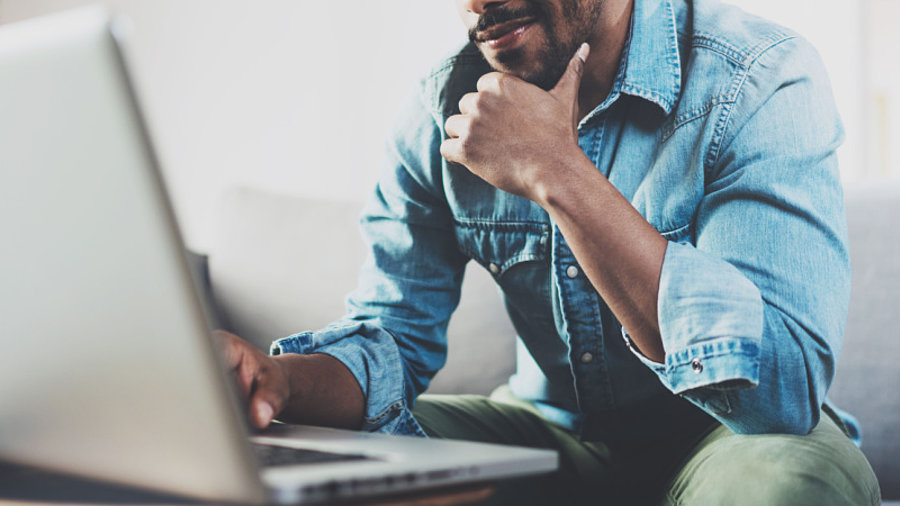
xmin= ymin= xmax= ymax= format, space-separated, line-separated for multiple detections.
xmin=0 ymin=6 xmax=557 ymax=504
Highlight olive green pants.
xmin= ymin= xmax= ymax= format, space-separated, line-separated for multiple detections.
xmin=412 ymin=388 xmax=881 ymax=505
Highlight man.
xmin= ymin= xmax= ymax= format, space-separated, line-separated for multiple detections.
xmin=219 ymin=0 xmax=881 ymax=503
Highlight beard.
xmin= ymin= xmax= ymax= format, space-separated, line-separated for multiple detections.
xmin=468 ymin=0 xmax=603 ymax=90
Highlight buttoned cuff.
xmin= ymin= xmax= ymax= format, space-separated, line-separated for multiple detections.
xmin=622 ymin=326 xmax=759 ymax=394
xmin=631 ymin=241 xmax=764 ymax=394
xmin=270 ymin=322 xmax=427 ymax=437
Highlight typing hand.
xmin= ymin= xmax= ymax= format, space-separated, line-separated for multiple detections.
xmin=215 ymin=330 xmax=290 ymax=429
xmin=215 ymin=330 xmax=365 ymax=430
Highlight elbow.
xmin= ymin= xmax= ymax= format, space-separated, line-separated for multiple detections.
xmin=718 ymin=392 xmax=820 ymax=436
xmin=765 ymin=396 xmax=821 ymax=436
xmin=734 ymin=414 xmax=816 ymax=436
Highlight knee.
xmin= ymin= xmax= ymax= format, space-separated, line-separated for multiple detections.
xmin=667 ymin=429 xmax=880 ymax=505
xmin=734 ymin=449 xmax=877 ymax=506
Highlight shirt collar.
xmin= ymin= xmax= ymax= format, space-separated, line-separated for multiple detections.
xmin=594 ymin=0 xmax=682 ymax=117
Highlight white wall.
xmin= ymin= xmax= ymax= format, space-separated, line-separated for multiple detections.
xmin=862 ymin=0 xmax=900 ymax=178
xmin=1 ymin=0 xmax=464 ymax=249
xmin=729 ymin=0 xmax=867 ymax=180
xmin=1 ymin=0 xmax=884 ymax=249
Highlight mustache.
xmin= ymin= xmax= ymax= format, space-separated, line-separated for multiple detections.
xmin=468 ymin=3 xmax=546 ymax=42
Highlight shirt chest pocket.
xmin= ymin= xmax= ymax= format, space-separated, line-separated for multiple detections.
xmin=453 ymin=221 xmax=550 ymax=283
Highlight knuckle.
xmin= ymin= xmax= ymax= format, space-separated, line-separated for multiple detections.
xmin=493 ymin=73 xmax=519 ymax=94
xmin=493 ymin=74 xmax=510 ymax=92
xmin=471 ymin=92 xmax=487 ymax=111
xmin=459 ymin=92 xmax=476 ymax=110
xmin=572 ymin=59 xmax=584 ymax=76
xmin=444 ymin=117 xmax=462 ymax=138
xmin=257 ymin=370 xmax=288 ymax=402
xmin=458 ymin=137 xmax=473 ymax=158
xmin=256 ymin=369 xmax=275 ymax=389
xmin=440 ymin=139 xmax=459 ymax=161
xmin=458 ymin=117 xmax=473 ymax=136
xmin=477 ymin=72 xmax=500 ymax=91
xmin=213 ymin=329 xmax=233 ymax=342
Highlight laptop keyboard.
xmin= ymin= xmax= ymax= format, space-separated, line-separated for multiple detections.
xmin=251 ymin=443 xmax=373 ymax=467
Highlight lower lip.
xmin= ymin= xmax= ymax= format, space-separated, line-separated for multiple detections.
xmin=484 ymin=23 xmax=534 ymax=51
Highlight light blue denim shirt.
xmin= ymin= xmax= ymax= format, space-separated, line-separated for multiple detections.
xmin=272 ymin=0 xmax=852 ymax=440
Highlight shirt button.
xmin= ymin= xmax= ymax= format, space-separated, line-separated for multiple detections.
xmin=691 ymin=358 xmax=703 ymax=373
xmin=566 ymin=265 xmax=579 ymax=278
xmin=580 ymin=352 xmax=594 ymax=364
xmin=488 ymin=262 xmax=500 ymax=275
xmin=539 ymin=234 xmax=548 ymax=246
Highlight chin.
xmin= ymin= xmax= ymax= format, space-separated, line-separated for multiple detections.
xmin=480 ymin=41 xmax=562 ymax=89
xmin=487 ymin=49 xmax=539 ymax=81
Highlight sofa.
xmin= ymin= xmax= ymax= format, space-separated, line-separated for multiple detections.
xmin=201 ymin=181 xmax=899 ymax=503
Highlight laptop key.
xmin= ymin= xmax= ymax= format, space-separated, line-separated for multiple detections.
xmin=251 ymin=443 xmax=374 ymax=467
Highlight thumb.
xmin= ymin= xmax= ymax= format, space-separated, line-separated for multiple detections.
xmin=252 ymin=398 xmax=275 ymax=429
xmin=550 ymin=42 xmax=590 ymax=102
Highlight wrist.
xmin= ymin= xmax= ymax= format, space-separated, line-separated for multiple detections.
xmin=272 ymin=353 xmax=365 ymax=429
xmin=530 ymin=146 xmax=597 ymax=210
xmin=271 ymin=352 xmax=306 ymax=410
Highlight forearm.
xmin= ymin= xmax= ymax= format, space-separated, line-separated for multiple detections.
xmin=533 ymin=151 xmax=667 ymax=362
xmin=273 ymin=353 xmax=365 ymax=430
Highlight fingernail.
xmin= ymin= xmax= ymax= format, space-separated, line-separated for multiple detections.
xmin=577 ymin=43 xmax=590 ymax=62
xmin=257 ymin=402 xmax=274 ymax=424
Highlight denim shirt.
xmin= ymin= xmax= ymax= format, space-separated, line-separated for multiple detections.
xmin=272 ymin=0 xmax=852 ymax=440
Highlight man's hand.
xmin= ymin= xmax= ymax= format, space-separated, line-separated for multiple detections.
xmin=216 ymin=330 xmax=291 ymax=429
xmin=215 ymin=330 xmax=365 ymax=431
xmin=440 ymin=43 xmax=590 ymax=203
xmin=443 ymin=42 xmax=668 ymax=362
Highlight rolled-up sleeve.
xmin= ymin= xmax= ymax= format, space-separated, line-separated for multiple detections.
xmin=630 ymin=37 xmax=850 ymax=435
xmin=272 ymin=83 xmax=467 ymax=436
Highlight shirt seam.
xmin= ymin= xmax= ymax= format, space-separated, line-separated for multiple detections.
xmin=365 ymin=400 xmax=405 ymax=425
xmin=387 ymin=83 xmax=450 ymax=210
xmin=661 ymin=97 xmax=731 ymax=143
xmin=691 ymin=30 xmax=794 ymax=67
xmin=667 ymin=344 xmax=757 ymax=369
xmin=453 ymin=218 xmax=550 ymax=231
xmin=705 ymin=36 xmax=799 ymax=171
